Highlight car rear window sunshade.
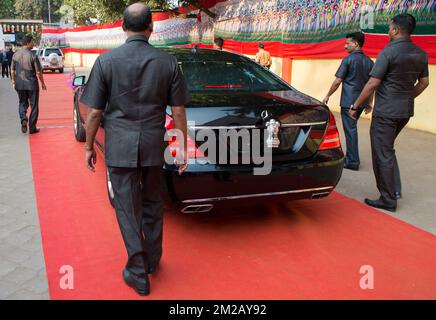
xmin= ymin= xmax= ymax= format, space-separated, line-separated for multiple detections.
xmin=203 ymin=84 xmax=244 ymax=89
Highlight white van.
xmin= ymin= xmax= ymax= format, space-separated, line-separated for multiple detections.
xmin=36 ymin=47 xmax=65 ymax=73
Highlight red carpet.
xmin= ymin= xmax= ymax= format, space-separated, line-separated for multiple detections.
xmin=29 ymin=74 xmax=436 ymax=300
xmin=36 ymin=73 xmax=74 ymax=128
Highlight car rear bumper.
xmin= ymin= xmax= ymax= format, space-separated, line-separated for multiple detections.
xmin=164 ymin=149 xmax=344 ymax=211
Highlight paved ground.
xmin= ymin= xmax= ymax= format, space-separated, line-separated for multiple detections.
xmin=335 ymin=112 xmax=436 ymax=235
xmin=0 ymin=69 xmax=434 ymax=299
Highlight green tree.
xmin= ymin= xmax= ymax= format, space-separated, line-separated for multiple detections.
xmin=65 ymin=0 xmax=216 ymax=25
xmin=14 ymin=0 xmax=42 ymax=19
xmin=63 ymin=0 xmax=103 ymax=25
xmin=179 ymin=0 xmax=216 ymax=18
xmin=63 ymin=0 xmax=170 ymax=24
xmin=45 ymin=0 xmax=64 ymax=23
xmin=0 ymin=0 xmax=16 ymax=19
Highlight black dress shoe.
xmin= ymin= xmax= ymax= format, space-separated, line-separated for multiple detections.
xmin=344 ymin=164 xmax=359 ymax=171
xmin=122 ymin=269 xmax=150 ymax=296
xmin=21 ymin=120 xmax=28 ymax=133
xmin=29 ymin=128 xmax=40 ymax=134
xmin=364 ymin=198 xmax=396 ymax=212
xmin=395 ymin=192 xmax=402 ymax=200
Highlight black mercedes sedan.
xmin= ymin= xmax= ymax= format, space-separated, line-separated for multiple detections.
xmin=73 ymin=48 xmax=344 ymax=213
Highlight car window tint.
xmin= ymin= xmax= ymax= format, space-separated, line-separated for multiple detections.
xmin=44 ymin=48 xmax=62 ymax=56
xmin=179 ymin=61 xmax=289 ymax=92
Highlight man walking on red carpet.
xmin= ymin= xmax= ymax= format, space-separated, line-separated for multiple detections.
xmin=81 ymin=3 xmax=189 ymax=296
xmin=351 ymin=14 xmax=429 ymax=212
xmin=11 ymin=35 xmax=47 ymax=134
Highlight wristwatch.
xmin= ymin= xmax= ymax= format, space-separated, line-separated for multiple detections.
xmin=349 ymin=104 xmax=358 ymax=111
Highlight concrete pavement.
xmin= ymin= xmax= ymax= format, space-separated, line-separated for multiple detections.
xmin=0 ymin=77 xmax=49 ymax=299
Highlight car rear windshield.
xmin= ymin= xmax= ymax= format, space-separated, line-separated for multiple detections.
xmin=179 ymin=61 xmax=289 ymax=92
xmin=44 ymin=48 xmax=62 ymax=56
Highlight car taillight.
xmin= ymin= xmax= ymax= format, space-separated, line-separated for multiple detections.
xmin=319 ymin=112 xmax=341 ymax=150
xmin=165 ymin=114 xmax=205 ymax=159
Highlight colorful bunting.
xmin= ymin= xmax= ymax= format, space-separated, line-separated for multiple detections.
xmin=40 ymin=0 xmax=435 ymax=62
xmin=1 ymin=22 xmax=43 ymax=35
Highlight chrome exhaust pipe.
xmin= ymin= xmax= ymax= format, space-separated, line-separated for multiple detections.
xmin=181 ymin=204 xmax=214 ymax=213
xmin=311 ymin=192 xmax=330 ymax=200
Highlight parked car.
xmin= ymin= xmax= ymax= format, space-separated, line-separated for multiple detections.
xmin=36 ymin=47 xmax=64 ymax=73
xmin=73 ymin=48 xmax=344 ymax=213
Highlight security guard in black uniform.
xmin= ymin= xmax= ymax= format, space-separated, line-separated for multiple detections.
xmin=323 ymin=32 xmax=374 ymax=171
xmin=11 ymin=35 xmax=47 ymax=134
xmin=350 ymin=14 xmax=429 ymax=212
xmin=80 ymin=3 xmax=190 ymax=296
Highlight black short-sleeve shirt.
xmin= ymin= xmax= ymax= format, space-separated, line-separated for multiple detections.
xmin=12 ymin=48 xmax=42 ymax=91
xmin=80 ymin=35 xmax=190 ymax=167
xmin=335 ymin=50 xmax=374 ymax=109
xmin=370 ymin=36 xmax=429 ymax=118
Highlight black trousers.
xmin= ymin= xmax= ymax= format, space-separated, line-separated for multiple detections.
xmin=341 ymin=107 xmax=364 ymax=167
xmin=17 ymin=90 xmax=40 ymax=131
xmin=370 ymin=116 xmax=409 ymax=207
xmin=108 ymin=166 xmax=163 ymax=277
xmin=2 ymin=62 xmax=9 ymax=78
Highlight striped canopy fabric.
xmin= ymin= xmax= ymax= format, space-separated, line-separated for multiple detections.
xmin=41 ymin=0 xmax=436 ymax=62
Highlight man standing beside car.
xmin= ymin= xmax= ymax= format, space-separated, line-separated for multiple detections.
xmin=81 ymin=3 xmax=189 ymax=296
xmin=351 ymin=14 xmax=429 ymax=212
xmin=213 ymin=37 xmax=224 ymax=50
xmin=11 ymin=35 xmax=47 ymax=134
xmin=323 ymin=32 xmax=374 ymax=171
xmin=255 ymin=43 xmax=272 ymax=69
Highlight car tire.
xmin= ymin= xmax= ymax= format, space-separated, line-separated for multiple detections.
xmin=73 ymin=103 xmax=86 ymax=142
xmin=59 ymin=68 xmax=64 ymax=73
xmin=106 ymin=168 xmax=115 ymax=208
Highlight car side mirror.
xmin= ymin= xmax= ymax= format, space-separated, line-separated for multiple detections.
xmin=73 ymin=75 xmax=86 ymax=87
